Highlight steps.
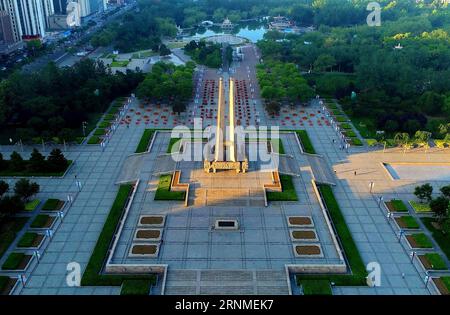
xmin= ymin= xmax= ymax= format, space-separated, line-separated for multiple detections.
xmin=163 ymin=269 xmax=290 ymax=295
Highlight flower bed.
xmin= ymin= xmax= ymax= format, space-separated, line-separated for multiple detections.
xmin=1 ymin=252 xmax=31 ymax=270
xmin=395 ymin=216 xmax=420 ymax=229
xmin=406 ymin=233 xmax=433 ymax=249
xmin=17 ymin=232 xmax=44 ymax=248
xmin=409 ymin=201 xmax=431 ymax=213
xmin=419 ymin=253 xmax=447 ymax=270
xmin=41 ymin=198 xmax=64 ymax=211
xmin=30 ymin=215 xmax=55 ymax=229
xmin=385 ymin=199 xmax=408 ymax=212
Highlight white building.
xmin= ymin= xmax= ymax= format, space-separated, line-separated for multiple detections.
xmin=0 ymin=0 xmax=54 ymax=40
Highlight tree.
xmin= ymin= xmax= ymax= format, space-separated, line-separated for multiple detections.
xmin=9 ymin=151 xmax=24 ymax=171
xmin=265 ymin=101 xmax=281 ymax=115
xmin=0 ymin=180 xmax=9 ymax=197
xmin=414 ymin=184 xmax=433 ymax=203
xmin=14 ymin=179 xmax=40 ymax=202
xmin=314 ymin=54 xmax=336 ymax=72
xmin=0 ymin=195 xmax=24 ymax=221
xmin=159 ymin=44 xmax=171 ymax=57
xmin=414 ymin=130 xmax=432 ymax=145
xmin=47 ymin=148 xmax=68 ymax=172
xmin=28 ymin=148 xmax=46 ymax=172
xmin=430 ymin=196 xmax=449 ymax=223
xmin=441 ymin=185 xmax=450 ymax=199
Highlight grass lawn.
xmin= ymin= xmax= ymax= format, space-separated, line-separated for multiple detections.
xmin=120 ymin=279 xmax=152 ymax=295
xmin=0 ymin=217 xmax=28 ymax=259
xmin=296 ymin=130 xmax=316 ymax=154
xmin=110 ymin=60 xmax=130 ymax=67
xmin=87 ymin=135 xmax=102 ymax=144
xmin=344 ymin=130 xmax=357 ymax=137
xmin=24 ymin=199 xmax=40 ymax=212
xmin=297 ymin=185 xmax=367 ymax=292
xmin=266 ymin=175 xmax=298 ymax=201
xmin=103 ymin=114 xmax=115 ymax=121
xmin=422 ymin=253 xmax=447 ymax=270
xmin=385 ymin=199 xmax=408 ymax=212
xmin=395 ymin=216 xmax=420 ymax=229
xmin=300 ymin=280 xmax=332 ymax=295
xmin=441 ymin=277 xmax=450 ymax=291
xmin=41 ymin=199 xmax=64 ymax=211
xmin=409 ymin=201 xmax=431 ymax=213
xmin=81 ymin=184 xmax=156 ymax=286
xmin=154 ymin=175 xmax=186 ymax=201
xmin=135 ymin=129 xmax=155 ymax=153
xmin=30 ymin=215 xmax=54 ymax=229
xmin=335 ymin=116 xmax=347 ymax=122
xmin=17 ymin=232 xmax=42 ymax=248
xmin=421 ymin=218 xmax=450 ymax=260
xmin=408 ymin=233 xmax=433 ymax=249
xmin=349 ymin=137 xmax=363 ymax=146
xmin=347 ymin=116 xmax=377 ymax=139
xmin=1 ymin=252 xmax=29 ymax=270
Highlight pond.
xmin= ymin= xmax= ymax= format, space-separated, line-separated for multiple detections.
xmin=185 ymin=25 xmax=268 ymax=43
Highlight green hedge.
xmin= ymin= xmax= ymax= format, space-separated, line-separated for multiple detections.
xmin=297 ymin=185 xmax=367 ymax=292
xmin=30 ymin=215 xmax=52 ymax=228
xmin=0 ymin=160 xmax=72 ymax=177
xmin=266 ymin=175 xmax=298 ymax=201
xmin=120 ymin=279 xmax=152 ymax=295
xmin=87 ymin=135 xmax=101 ymax=144
xmin=301 ymin=280 xmax=332 ymax=295
xmin=81 ymin=185 xmax=156 ymax=286
xmin=296 ymin=130 xmax=316 ymax=154
xmin=154 ymin=175 xmax=186 ymax=201
xmin=135 ymin=129 xmax=155 ymax=153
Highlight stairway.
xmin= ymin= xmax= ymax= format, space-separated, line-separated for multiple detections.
xmin=163 ymin=269 xmax=290 ymax=295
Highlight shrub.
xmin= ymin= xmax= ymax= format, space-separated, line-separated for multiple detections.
xmin=14 ymin=179 xmax=40 ymax=202
xmin=47 ymin=149 xmax=68 ymax=172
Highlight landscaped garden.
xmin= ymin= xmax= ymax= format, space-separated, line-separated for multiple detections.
xmin=154 ymin=175 xmax=186 ymax=201
xmin=266 ymin=175 xmax=298 ymax=201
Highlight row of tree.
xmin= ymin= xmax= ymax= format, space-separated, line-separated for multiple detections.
xmin=0 ymin=148 xmax=69 ymax=174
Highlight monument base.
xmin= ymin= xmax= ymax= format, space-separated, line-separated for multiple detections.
xmin=204 ymin=159 xmax=249 ymax=174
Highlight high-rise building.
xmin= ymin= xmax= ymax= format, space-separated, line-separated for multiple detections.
xmin=53 ymin=0 xmax=68 ymax=14
xmin=0 ymin=10 xmax=15 ymax=44
xmin=0 ymin=0 xmax=54 ymax=40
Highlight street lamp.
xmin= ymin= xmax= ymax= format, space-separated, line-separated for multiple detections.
xmin=82 ymin=121 xmax=88 ymax=137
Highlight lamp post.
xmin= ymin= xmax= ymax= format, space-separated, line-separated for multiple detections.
xmin=82 ymin=121 xmax=87 ymax=137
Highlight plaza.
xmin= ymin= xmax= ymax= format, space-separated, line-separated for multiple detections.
xmin=0 ymin=42 xmax=449 ymax=296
